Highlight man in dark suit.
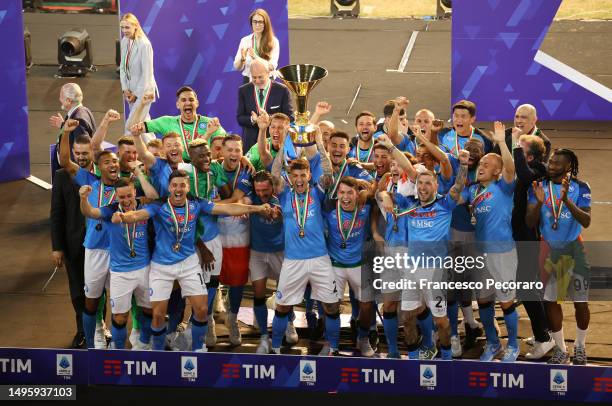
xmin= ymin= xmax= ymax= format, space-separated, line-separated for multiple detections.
xmin=49 ymin=83 xmax=96 ymax=175
xmin=493 ymin=104 xmax=552 ymax=162
xmin=236 ymin=60 xmax=293 ymax=151
xmin=50 ymin=134 xmax=93 ymax=348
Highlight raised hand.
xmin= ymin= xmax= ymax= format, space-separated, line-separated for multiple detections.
xmin=49 ymin=113 xmax=64 ymax=129
xmin=206 ymin=117 xmax=220 ymax=135
xmin=63 ymin=119 xmax=80 ymax=133
xmin=142 ymin=93 xmax=155 ymax=105
xmin=241 ymin=156 xmax=256 ymax=175
xmin=431 ymin=119 xmax=445 ymax=133
xmin=376 ymin=134 xmax=394 ymax=149
xmin=560 ymin=173 xmax=571 ymax=202
xmin=394 ymin=96 xmax=409 ymax=111
xmin=241 ymin=47 xmax=248 ymax=60
xmin=247 ymin=47 xmax=256 ymax=59
xmin=493 ymin=121 xmax=506 ymax=144
xmin=127 ymin=160 xmax=143 ymax=172
xmin=79 ymin=185 xmax=92 ymax=199
xmin=111 ymin=212 xmax=123 ymax=224
xmin=251 ymin=110 xmax=259 ymax=123
xmin=532 ymin=181 xmax=545 ymax=204
xmin=103 ymin=109 xmax=121 ymax=123
xmin=314 ymin=101 xmax=332 ymax=116
xmin=256 ymin=110 xmax=271 ymax=129
xmin=458 ymin=149 xmax=470 ymax=165
xmin=130 ymin=122 xmax=146 ymax=137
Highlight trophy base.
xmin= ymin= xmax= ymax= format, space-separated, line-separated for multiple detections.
xmin=289 ymin=123 xmax=317 ymax=147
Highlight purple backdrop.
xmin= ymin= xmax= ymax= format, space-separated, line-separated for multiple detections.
xmin=119 ymin=0 xmax=289 ymax=134
xmin=452 ymin=0 xmax=612 ymax=121
xmin=0 ymin=0 xmax=30 ymax=182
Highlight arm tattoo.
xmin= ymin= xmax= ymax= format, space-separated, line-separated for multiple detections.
xmin=450 ymin=163 xmax=468 ymax=198
xmin=317 ymin=140 xmax=333 ymax=188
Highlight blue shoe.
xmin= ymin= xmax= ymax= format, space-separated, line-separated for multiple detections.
xmin=440 ymin=348 xmax=453 ymax=360
xmin=408 ymin=349 xmax=420 ymax=359
xmin=501 ymin=345 xmax=520 ymax=363
xmin=387 ymin=351 xmax=401 ymax=359
xmin=480 ymin=342 xmax=503 ymax=362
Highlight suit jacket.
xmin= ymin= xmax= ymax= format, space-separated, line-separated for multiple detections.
xmin=52 ymin=105 xmax=97 ymax=175
xmin=236 ymin=81 xmax=294 ymax=151
xmin=50 ymin=169 xmax=86 ymax=259
xmin=120 ymin=35 xmax=158 ymax=98
xmin=493 ymin=127 xmax=552 ymax=162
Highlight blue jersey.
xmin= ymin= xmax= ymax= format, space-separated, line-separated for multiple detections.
xmin=373 ymin=131 xmax=415 ymax=154
xmin=463 ymin=178 xmax=515 ymax=253
xmin=308 ymin=153 xmax=324 ymax=184
xmin=397 ymin=194 xmax=457 ymax=259
xmin=348 ymin=142 xmax=375 ymax=163
xmin=379 ymin=205 xmax=409 ymax=248
xmin=528 ymin=179 xmax=591 ymax=248
xmin=448 ymin=156 xmax=477 ymax=232
xmin=99 ymin=203 xmax=150 ymax=272
xmin=75 ymin=168 xmax=116 ymax=250
xmin=324 ymin=203 xmax=371 ymax=265
xmin=328 ymin=161 xmax=373 ymax=199
xmin=439 ymin=128 xmax=487 ymax=157
xmin=224 ymin=165 xmax=252 ymax=195
xmin=249 ymin=194 xmax=284 ymax=253
xmin=145 ymin=198 xmax=215 ymax=265
xmin=279 ymin=184 xmax=328 ymax=260
xmin=149 ymin=157 xmax=173 ymax=198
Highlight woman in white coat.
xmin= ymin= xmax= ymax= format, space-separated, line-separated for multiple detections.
xmin=233 ymin=8 xmax=280 ymax=84
xmin=119 ymin=13 xmax=158 ymax=134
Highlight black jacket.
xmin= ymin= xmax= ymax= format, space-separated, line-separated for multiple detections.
xmin=512 ymin=147 xmax=547 ymax=241
xmin=494 ymin=127 xmax=552 ymax=163
xmin=51 ymin=105 xmax=97 ymax=175
xmin=50 ymin=169 xmax=86 ymax=259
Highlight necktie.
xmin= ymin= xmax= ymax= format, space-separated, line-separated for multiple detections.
xmin=258 ymin=88 xmax=264 ymax=106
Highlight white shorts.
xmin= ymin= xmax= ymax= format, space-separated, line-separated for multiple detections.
xmin=200 ymin=235 xmax=223 ymax=278
xmin=149 ymin=254 xmax=206 ymax=302
xmin=110 ymin=266 xmax=151 ymax=314
xmin=84 ymin=248 xmax=111 ymax=299
xmin=544 ymin=272 xmax=589 ymax=303
xmin=401 ymin=267 xmax=447 ymax=317
xmin=479 ymin=249 xmax=518 ymax=303
xmin=333 ymin=265 xmax=374 ymax=302
xmin=250 ymin=250 xmax=283 ymax=282
xmin=275 ymin=255 xmax=338 ymax=306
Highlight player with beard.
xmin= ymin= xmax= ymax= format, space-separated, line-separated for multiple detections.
xmin=438 ymin=100 xmax=493 ymax=156
xmin=247 ymin=111 xmax=297 ymax=172
xmin=59 ymin=119 xmax=121 ymax=349
xmin=460 ymin=122 xmax=519 ymax=362
xmin=381 ymin=97 xmax=419 ymax=154
xmin=526 ymin=149 xmax=591 ymax=365
xmin=327 ymin=131 xmax=375 ymax=200
xmin=79 ymin=179 xmax=156 ymax=350
xmin=446 ymin=138 xmax=485 ymax=357
xmin=139 ymin=86 xmax=226 ymax=161
xmin=348 ymin=111 xmax=378 ymax=164
xmin=115 ymin=170 xmax=270 ymax=352
xmin=269 ymin=126 xmax=341 ymax=355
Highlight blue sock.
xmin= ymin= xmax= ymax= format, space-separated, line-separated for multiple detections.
xmin=417 ymin=308 xmax=434 ymax=348
xmin=229 ymin=286 xmax=244 ymax=314
xmin=83 ymin=309 xmax=97 ymax=349
xmin=503 ymin=306 xmax=518 ymax=348
xmin=382 ymin=312 xmax=399 ymax=355
xmin=448 ymin=301 xmax=459 ymax=336
xmin=139 ymin=313 xmax=152 ymax=344
xmin=325 ymin=313 xmax=340 ymax=351
xmin=207 ymin=287 xmax=217 ymax=316
xmin=407 ymin=342 xmax=420 ymax=359
xmin=479 ymin=302 xmax=499 ymax=345
xmin=441 ymin=345 xmax=452 ymax=360
xmin=316 ymin=301 xmax=325 ymax=319
xmin=151 ymin=324 xmax=167 ymax=351
xmin=111 ymin=320 xmax=127 ymax=349
xmin=253 ymin=298 xmax=269 ymax=336
xmin=349 ymin=288 xmax=359 ymax=321
xmin=304 ymin=285 xmax=314 ymax=314
xmin=190 ymin=316 xmax=208 ymax=351
xmin=272 ymin=311 xmax=289 ymax=349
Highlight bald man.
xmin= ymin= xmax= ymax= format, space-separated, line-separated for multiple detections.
xmin=493 ymin=104 xmax=551 ymax=161
xmin=236 ymin=59 xmax=294 ymax=151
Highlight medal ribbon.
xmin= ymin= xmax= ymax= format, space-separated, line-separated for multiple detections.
xmin=547 ymin=181 xmax=565 ymax=225
xmin=119 ymin=204 xmax=137 ymax=253
xmin=230 ymin=162 xmax=243 ymax=192
xmin=167 ymin=198 xmax=190 ymax=246
xmin=330 ymin=160 xmax=349 ymax=199
xmin=97 ymin=183 xmax=116 ymax=208
xmin=336 ymin=200 xmax=359 ymax=244
xmin=452 ymin=127 xmax=474 ymax=157
xmin=178 ymin=115 xmax=200 ymax=151
xmin=123 ymin=39 xmax=133 ymax=80
xmin=293 ymin=188 xmax=310 ymax=234
xmin=254 ymin=81 xmax=271 ymax=112
xmin=193 ymin=168 xmax=211 ymax=199
xmin=471 ymin=184 xmax=489 ymax=210
xmin=252 ymin=35 xmax=260 ymax=57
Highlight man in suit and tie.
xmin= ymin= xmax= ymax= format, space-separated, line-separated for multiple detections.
xmin=236 ymin=59 xmax=294 ymax=151
xmin=49 ymin=83 xmax=97 ymax=175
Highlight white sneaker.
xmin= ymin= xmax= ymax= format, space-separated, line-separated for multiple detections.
xmin=226 ymin=312 xmax=242 ymax=346
xmin=129 ymin=328 xmax=140 ymax=348
xmin=358 ymin=336 xmax=375 ymax=357
xmin=524 ymin=336 xmax=536 ymax=346
xmin=206 ymin=318 xmax=217 ymax=347
xmin=271 ymin=347 xmax=281 ymax=355
xmin=214 ymin=289 xmax=226 ymax=314
xmin=256 ymin=336 xmax=272 ymax=354
xmin=94 ymin=323 xmax=107 ymax=349
xmin=451 ymin=335 xmax=462 ymax=357
xmin=285 ymin=321 xmax=299 ymax=345
xmin=525 ymin=338 xmax=555 ymax=360
xmin=318 ymin=342 xmax=331 ymax=356
xmin=131 ymin=338 xmax=151 ymax=351
xmin=195 ymin=344 xmax=208 ymax=353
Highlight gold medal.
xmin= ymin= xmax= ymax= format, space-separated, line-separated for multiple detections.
xmin=130 ymin=250 xmax=136 ymax=258
xmin=173 ymin=242 xmax=181 ymax=252
xmin=340 ymin=242 xmax=347 ymax=249
xmin=95 ymin=223 xmax=102 ymax=231
xmin=552 ymin=222 xmax=558 ymax=230
xmin=299 ymin=229 xmax=305 ymax=238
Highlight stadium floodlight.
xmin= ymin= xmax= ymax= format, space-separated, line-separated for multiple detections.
xmin=331 ymin=0 xmax=359 ymax=18
xmin=57 ymin=28 xmax=95 ymax=77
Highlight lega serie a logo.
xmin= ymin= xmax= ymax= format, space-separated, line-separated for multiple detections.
xmin=181 ymin=356 xmax=197 ymax=379
xmin=57 ymin=354 xmax=72 ymax=377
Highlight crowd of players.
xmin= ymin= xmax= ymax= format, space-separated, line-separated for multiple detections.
xmin=50 ymin=71 xmax=592 ymax=365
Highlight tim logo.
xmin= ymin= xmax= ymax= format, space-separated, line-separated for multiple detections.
xmin=103 ymin=360 xmax=156 ymax=376
xmin=222 ymin=364 xmax=275 ymax=380
xmin=299 ymin=360 xmax=316 ymax=384
xmin=420 ymin=365 xmax=436 ymax=388
xmin=469 ymin=372 xmax=524 ymax=389
xmin=550 ymin=369 xmax=567 ymax=393
xmin=341 ymin=368 xmax=395 ymax=384
xmin=181 ymin=356 xmax=197 ymax=379
xmin=56 ymin=354 xmax=72 ymax=377
xmin=0 ymin=358 xmax=31 ymax=374
xmin=594 ymin=377 xmax=612 ymax=393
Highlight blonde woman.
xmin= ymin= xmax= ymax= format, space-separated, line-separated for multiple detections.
xmin=233 ymin=9 xmax=280 ymax=84
xmin=119 ymin=13 xmax=158 ymax=133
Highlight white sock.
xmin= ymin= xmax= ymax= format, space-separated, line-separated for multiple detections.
xmin=550 ymin=329 xmax=567 ymax=352
xmin=575 ymin=327 xmax=588 ymax=348
xmin=461 ymin=305 xmax=479 ymax=328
